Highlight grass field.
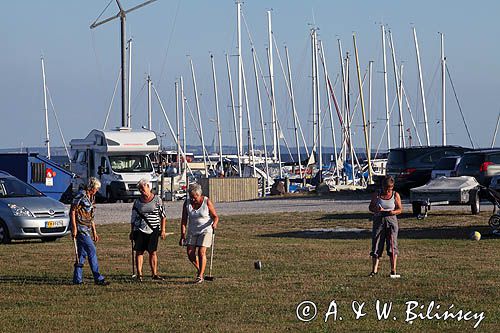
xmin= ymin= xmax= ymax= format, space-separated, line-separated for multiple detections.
xmin=0 ymin=209 xmax=499 ymax=332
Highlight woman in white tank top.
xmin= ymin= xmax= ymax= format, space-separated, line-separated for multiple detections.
xmin=180 ymin=183 xmax=219 ymax=283
xmin=369 ymin=176 xmax=402 ymax=278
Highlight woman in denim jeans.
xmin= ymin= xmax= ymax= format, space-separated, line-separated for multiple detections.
xmin=71 ymin=177 xmax=109 ymax=285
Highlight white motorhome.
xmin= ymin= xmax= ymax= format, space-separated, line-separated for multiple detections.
xmin=70 ymin=128 xmax=159 ymax=202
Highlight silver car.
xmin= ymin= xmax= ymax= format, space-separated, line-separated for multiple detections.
xmin=0 ymin=171 xmax=70 ymax=243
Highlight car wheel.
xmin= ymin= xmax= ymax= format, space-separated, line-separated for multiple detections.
xmin=489 ymin=214 xmax=500 ymax=229
xmin=412 ymin=202 xmax=422 ymax=216
xmin=0 ymin=220 xmax=11 ymax=244
xmin=106 ymin=188 xmax=117 ymax=203
xmin=470 ymin=190 xmax=480 ymax=215
xmin=41 ymin=237 xmax=58 ymax=242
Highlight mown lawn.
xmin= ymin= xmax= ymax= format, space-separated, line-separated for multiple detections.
xmin=0 ymin=209 xmax=498 ymax=332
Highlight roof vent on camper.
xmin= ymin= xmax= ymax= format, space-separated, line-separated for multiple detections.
xmin=115 ymin=127 xmax=132 ymax=132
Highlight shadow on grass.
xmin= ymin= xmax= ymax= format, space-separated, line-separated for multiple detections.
xmin=317 ymin=212 xmax=427 ymax=221
xmin=0 ymin=275 xmax=74 ymax=285
xmin=260 ymin=225 xmax=494 ymax=240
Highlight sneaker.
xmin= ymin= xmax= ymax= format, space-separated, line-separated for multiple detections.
xmin=368 ymin=271 xmax=378 ymax=277
xmin=136 ymin=275 xmax=143 ymax=282
xmin=389 ymin=271 xmax=401 ymax=279
xmin=95 ymin=279 xmax=110 ymax=286
xmin=152 ymin=275 xmax=165 ymax=281
xmin=73 ymin=281 xmax=84 ymax=285
xmin=193 ymin=276 xmax=204 ymax=284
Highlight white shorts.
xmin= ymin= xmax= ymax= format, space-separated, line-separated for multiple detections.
xmin=187 ymin=231 xmax=213 ymax=248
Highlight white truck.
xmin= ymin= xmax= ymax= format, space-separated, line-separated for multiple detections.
xmin=69 ymin=128 xmax=159 ymax=202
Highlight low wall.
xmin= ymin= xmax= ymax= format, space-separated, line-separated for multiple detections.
xmin=199 ymin=177 xmax=258 ymax=203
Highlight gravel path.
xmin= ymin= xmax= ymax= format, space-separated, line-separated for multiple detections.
xmin=93 ymin=197 xmax=490 ymax=225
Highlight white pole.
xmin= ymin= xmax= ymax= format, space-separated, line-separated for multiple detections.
xmin=311 ymin=29 xmax=318 ymax=153
xmin=313 ymin=31 xmax=322 ymax=181
xmin=127 ymin=38 xmax=133 ymax=128
xmin=180 ymin=76 xmax=187 ymax=180
xmin=147 ymin=74 xmax=152 ymax=130
xmin=368 ymin=60 xmax=373 ymax=155
xmin=337 ymin=39 xmax=347 ymax=170
xmin=388 ymin=30 xmax=405 ymax=148
xmin=175 ymin=81 xmax=180 ymax=170
xmin=345 ymin=54 xmax=355 ymax=184
xmin=252 ymin=48 xmax=270 ymax=194
xmin=353 ymin=33 xmax=373 ymax=185
xmin=226 ymin=54 xmax=242 ymax=176
xmin=319 ymin=41 xmax=340 ymax=184
xmin=492 ymin=112 xmax=500 ymax=148
xmin=210 ymin=54 xmax=223 ymax=174
xmin=285 ymin=46 xmax=303 ymax=179
xmin=440 ymin=32 xmax=446 ymax=146
xmin=41 ymin=56 xmax=50 ymax=159
xmin=413 ymin=27 xmax=430 ymax=146
xmin=237 ymin=1 xmax=243 ymax=156
xmin=189 ymin=58 xmax=209 ymax=176
xmin=241 ymin=60 xmax=257 ymax=177
xmin=381 ymin=25 xmax=391 ymax=151
xmin=267 ymin=10 xmax=278 ymax=163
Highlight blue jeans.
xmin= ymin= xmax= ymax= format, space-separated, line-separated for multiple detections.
xmin=73 ymin=233 xmax=105 ymax=284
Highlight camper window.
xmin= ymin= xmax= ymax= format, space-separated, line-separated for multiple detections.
xmin=109 ymin=155 xmax=153 ymax=173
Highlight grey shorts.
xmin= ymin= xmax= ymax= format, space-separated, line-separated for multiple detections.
xmin=370 ymin=215 xmax=399 ymax=258
xmin=187 ymin=231 xmax=213 ymax=248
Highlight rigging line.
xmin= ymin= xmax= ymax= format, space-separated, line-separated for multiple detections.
xmin=91 ymin=0 xmax=114 ymax=27
xmin=103 ymin=69 xmax=121 ymax=129
xmin=446 ymin=64 xmax=475 ymax=148
xmin=157 ymin=0 xmax=182 ymax=87
xmin=401 ymin=84 xmax=423 ymax=146
xmin=375 ymin=94 xmax=398 ymax=155
xmin=130 ymin=80 xmax=148 ymax=120
xmin=184 ymin=97 xmax=215 ymax=170
xmin=90 ymin=31 xmax=105 ymax=87
xmin=45 ymin=86 xmax=70 ymax=159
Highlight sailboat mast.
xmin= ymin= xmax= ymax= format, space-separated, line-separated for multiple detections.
xmin=252 ymin=48 xmax=270 ymax=194
xmin=175 ymin=81 xmax=180 ymax=168
xmin=180 ymin=76 xmax=187 ymax=176
xmin=285 ymin=46 xmax=303 ymax=178
xmin=226 ymin=54 xmax=242 ymax=176
xmin=210 ymin=54 xmax=223 ymax=173
xmin=241 ymin=61 xmax=257 ymax=177
xmin=147 ymin=74 xmax=152 ymax=130
xmin=311 ymin=29 xmax=318 ymax=152
xmin=440 ymin=32 xmax=446 ymax=146
xmin=127 ymin=38 xmax=133 ymax=128
xmin=381 ymin=25 xmax=391 ymax=150
xmin=41 ymin=56 xmax=50 ymax=159
xmin=267 ymin=10 xmax=278 ymax=163
xmin=319 ymin=41 xmax=340 ymax=184
xmin=388 ymin=30 xmax=405 ymax=148
xmin=313 ymin=31 xmax=322 ymax=181
xmin=368 ymin=60 xmax=373 ymax=157
xmin=189 ymin=58 xmax=209 ymax=176
xmin=353 ymin=33 xmax=373 ymax=184
xmin=413 ymin=27 xmax=430 ymax=146
xmin=236 ymin=1 xmax=243 ymax=156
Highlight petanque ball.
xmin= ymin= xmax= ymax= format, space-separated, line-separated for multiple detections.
xmin=470 ymin=231 xmax=481 ymax=241
xmin=254 ymin=261 xmax=262 ymax=270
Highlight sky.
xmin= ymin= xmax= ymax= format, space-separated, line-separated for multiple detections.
xmin=2 ymin=0 xmax=500 ymax=154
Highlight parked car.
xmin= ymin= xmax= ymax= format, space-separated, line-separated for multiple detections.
xmin=456 ymin=149 xmax=500 ymax=186
xmin=0 ymin=171 xmax=70 ymax=243
xmin=387 ymin=146 xmax=471 ymax=191
xmin=430 ymin=156 xmax=462 ymax=179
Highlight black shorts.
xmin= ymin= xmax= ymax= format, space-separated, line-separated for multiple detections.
xmin=133 ymin=228 xmax=160 ymax=253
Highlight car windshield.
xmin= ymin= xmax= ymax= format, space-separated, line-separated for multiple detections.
xmin=434 ymin=157 xmax=458 ymax=170
xmin=109 ymin=155 xmax=153 ymax=173
xmin=0 ymin=178 xmax=44 ymax=198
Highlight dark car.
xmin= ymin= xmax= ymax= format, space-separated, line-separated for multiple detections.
xmin=387 ymin=146 xmax=471 ymax=191
xmin=456 ymin=149 xmax=500 ymax=186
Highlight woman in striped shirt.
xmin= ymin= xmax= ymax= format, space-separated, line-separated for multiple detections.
xmin=130 ymin=179 xmax=167 ymax=281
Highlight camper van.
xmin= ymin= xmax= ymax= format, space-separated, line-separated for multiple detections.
xmin=70 ymin=128 xmax=159 ymax=202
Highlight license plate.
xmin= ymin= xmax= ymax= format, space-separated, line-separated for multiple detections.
xmin=45 ymin=220 xmax=64 ymax=228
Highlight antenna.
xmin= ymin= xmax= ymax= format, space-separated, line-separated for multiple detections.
xmin=90 ymin=0 xmax=158 ymax=128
